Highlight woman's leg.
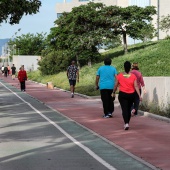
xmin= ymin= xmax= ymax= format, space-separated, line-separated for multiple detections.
xmin=100 ymin=89 xmax=109 ymax=116
xmin=23 ymin=81 xmax=26 ymax=91
xmin=108 ymin=90 xmax=114 ymax=115
xmin=118 ymin=91 xmax=129 ymax=124
xmin=20 ymin=82 xmax=25 ymax=91
xmin=133 ymin=89 xmax=141 ymax=115
xmin=20 ymin=82 xmax=23 ymax=91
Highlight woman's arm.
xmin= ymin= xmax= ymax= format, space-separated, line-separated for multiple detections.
xmin=134 ymin=80 xmax=142 ymax=101
xmin=25 ymin=71 xmax=28 ymax=80
xmin=139 ymin=73 xmax=146 ymax=94
xmin=95 ymin=75 xmax=100 ymax=90
xmin=113 ymin=77 xmax=118 ymax=93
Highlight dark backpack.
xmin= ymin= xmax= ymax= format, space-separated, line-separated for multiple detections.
xmin=4 ymin=67 xmax=8 ymax=72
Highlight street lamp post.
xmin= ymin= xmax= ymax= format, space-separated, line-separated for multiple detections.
xmin=157 ymin=0 xmax=160 ymax=40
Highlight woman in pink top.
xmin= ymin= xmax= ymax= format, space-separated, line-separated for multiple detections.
xmin=113 ymin=61 xmax=142 ymax=130
xmin=131 ymin=63 xmax=146 ymax=116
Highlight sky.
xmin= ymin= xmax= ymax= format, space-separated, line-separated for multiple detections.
xmin=0 ymin=0 xmax=67 ymax=39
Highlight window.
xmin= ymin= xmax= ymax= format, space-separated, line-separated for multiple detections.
xmin=128 ymin=0 xmax=150 ymax=44
xmin=79 ymin=0 xmax=88 ymax=1
xmin=129 ymin=0 xmax=150 ymax=7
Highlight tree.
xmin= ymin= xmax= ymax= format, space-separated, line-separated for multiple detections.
xmin=8 ymin=33 xmax=47 ymax=55
xmin=52 ymin=3 xmax=156 ymax=56
xmin=104 ymin=5 xmax=156 ymax=53
xmin=51 ymin=2 xmax=120 ymax=66
xmin=38 ymin=50 xmax=69 ymax=75
xmin=0 ymin=0 xmax=41 ymax=24
xmin=38 ymin=3 xmax=156 ymax=75
xmin=159 ymin=14 xmax=170 ymax=37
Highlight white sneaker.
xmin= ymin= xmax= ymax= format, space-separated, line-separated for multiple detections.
xmin=124 ymin=124 xmax=129 ymax=130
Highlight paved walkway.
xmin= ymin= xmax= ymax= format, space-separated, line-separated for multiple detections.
xmin=1 ymin=75 xmax=170 ymax=170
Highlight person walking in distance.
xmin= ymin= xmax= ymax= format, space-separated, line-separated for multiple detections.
xmin=4 ymin=66 xmax=8 ymax=77
xmin=67 ymin=61 xmax=79 ymax=98
xmin=131 ymin=62 xmax=146 ymax=116
xmin=7 ymin=65 xmax=11 ymax=76
xmin=113 ymin=61 xmax=142 ymax=130
xmin=18 ymin=65 xmax=27 ymax=92
xmin=1 ymin=65 xmax=4 ymax=75
xmin=11 ymin=64 xmax=16 ymax=80
xmin=96 ymin=58 xmax=117 ymax=118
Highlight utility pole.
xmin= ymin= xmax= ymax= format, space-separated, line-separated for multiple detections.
xmin=157 ymin=0 xmax=160 ymax=40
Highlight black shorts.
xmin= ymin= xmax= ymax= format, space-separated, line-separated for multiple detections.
xmin=69 ymin=80 xmax=76 ymax=86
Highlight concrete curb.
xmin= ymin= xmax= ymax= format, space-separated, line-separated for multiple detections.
xmin=138 ymin=110 xmax=170 ymax=123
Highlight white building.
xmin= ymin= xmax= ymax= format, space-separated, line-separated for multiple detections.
xmin=12 ymin=55 xmax=41 ymax=72
xmin=55 ymin=0 xmax=170 ymax=42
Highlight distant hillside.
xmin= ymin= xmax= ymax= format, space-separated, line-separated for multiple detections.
xmin=0 ymin=39 xmax=10 ymax=55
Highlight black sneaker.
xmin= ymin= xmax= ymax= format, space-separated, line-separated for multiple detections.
xmin=71 ymin=94 xmax=74 ymax=98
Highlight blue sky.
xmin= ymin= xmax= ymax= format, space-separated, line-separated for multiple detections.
xmin=0 ymin=0 xmax=68 ymax=39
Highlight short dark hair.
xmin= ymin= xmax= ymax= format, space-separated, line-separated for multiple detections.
xmin=71 ymin=61 xmax=75 ymax=64
xmin=132 ymin=62 xmax=139 ymax=70
xmin=104 ymin=58 xmax=112 ymax=65
xmin=124 ymin=61 xmax=131 ymax=73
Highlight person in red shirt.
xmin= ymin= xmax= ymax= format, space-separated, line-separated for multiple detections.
xmin=113 ymin=61 xmax=142 ymax=130
xmin=18 ymin=65 xmax=27 ymax=92
xmin=131 ymin=62 xmax=146 ymax=116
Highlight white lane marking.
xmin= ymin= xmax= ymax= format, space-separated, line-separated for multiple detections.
xmin=0 ymin=82 xmax=117 ymax=170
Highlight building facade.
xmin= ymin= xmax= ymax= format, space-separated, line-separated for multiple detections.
xmin=56 ymin=0 xmax=170 ymax=41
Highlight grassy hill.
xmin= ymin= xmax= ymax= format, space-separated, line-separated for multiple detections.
xmin=28 ymin=39 xmax=170 ymax=97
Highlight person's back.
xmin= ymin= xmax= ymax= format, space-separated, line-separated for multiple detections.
xmin=1 ymin=66 xmax=4 ymax=74
xmin=130 ymin=63 xmax=146 ymax=116
xmin=113 ymin=61 xmax=142 ymax=130
xmin=131 ymin=69 xmax=145 ymax=90
xmin=7 ymin=65 xmax=10 ymax=75
xmin=11 ymin=65 xmax=16 ymax=74
xmin=96 ymin=57 xmax=117 ymax=118
xmin=11 ymin=64 xmax=16 ymax=80
xmin=97 ymin=65 xmax=117 ymax=90
xmin=4 ymin=67 xmax=8 ymax=77
xmin=116 ymin=72 xmax=136 ymax=93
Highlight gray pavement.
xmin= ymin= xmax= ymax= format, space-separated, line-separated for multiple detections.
xmin=0 ymin=78 xmax=159 ymax=170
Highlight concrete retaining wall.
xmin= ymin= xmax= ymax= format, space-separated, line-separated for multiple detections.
xmin=12 ymin=55 xmax=41 ymax=72
xmin=142 ymin=77 xmax=170 ymax=110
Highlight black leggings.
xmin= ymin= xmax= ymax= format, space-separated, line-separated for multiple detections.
xmin=131 ymin=89 xmax=141 ymax=115
xmin=118 ymin=91 xmax=135 ymax=124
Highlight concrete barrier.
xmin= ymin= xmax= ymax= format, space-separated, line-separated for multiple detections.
xmin=142 ymin=77 xmax=170 ymax=110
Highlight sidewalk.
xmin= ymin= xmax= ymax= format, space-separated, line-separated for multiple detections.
xmin=1 ymin=75 xmax=170 ymax=170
